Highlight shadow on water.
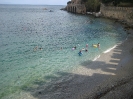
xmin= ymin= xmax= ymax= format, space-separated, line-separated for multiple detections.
xmin=19 ymin=36 xmax=133 ymax=99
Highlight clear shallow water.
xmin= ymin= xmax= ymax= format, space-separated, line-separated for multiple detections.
xmin=0 ymin=5 xmax=127 ymax=98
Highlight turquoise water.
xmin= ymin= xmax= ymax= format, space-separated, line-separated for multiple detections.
xmin=0 ymin=5 xmax=127 ymax=98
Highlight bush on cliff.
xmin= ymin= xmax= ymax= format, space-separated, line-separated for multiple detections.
xmin=84 ymin=0 xmax=100 ymax=12
xmin=101 ymin=0 xmax=133 ymax=6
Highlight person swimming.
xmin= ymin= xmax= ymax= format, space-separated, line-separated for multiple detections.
xmin=85 ymin=49 xmax=88 ymax=52
xmin=39 ymin=47 xmax=43 ymax=50
xmin=33 ymin=46 xmax=38 ymax=51
xmin=78 ymin=50 xmax=82 ymax=56
xmin=82 ymin=48 xmax=85 ymax=51
xmin=97 ymin=43 xmax=100 ymax=48
xmin=86 ymin=44 xmax=88 ymax=48
xmin=72 ymin=47 xmax=75 ymax=50
xmin=72 ymin=46 xmax=76 ymax=50
xmin=60 ymin=47 xmax=63 ymax=50
xmin=74 ymin=46 xmax=76 ymax=49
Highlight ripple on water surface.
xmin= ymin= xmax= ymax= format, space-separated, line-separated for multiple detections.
xmin=0 ymin=5 xmax=127 ymax=99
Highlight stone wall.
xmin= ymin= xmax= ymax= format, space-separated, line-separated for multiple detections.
xmin=66 ymin=0 xmax=86 ymax=14
xmin=100 ymin=4 xmax=133 ymax=24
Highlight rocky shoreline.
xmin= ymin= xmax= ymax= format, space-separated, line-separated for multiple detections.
xmin=83 ymin=30 xmax=133 ymax=99
xmin=60 ymin=6 xmax=133 ymax=98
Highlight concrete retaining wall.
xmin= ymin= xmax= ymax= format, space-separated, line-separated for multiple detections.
xmin=100 ymin=4 xmax=133 ymax=24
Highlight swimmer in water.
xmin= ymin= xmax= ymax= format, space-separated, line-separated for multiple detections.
xmin=34 ymin=46 xmax=38 ymax=51
xmin=72 ymin=46 xmax=76 ymax=50
xmin=39 ymin=48 xmax=43 ymax=50
xmin=74 ymin=46 xmax=76 ymax=49
xmin=97 ymin=43 xmax=100 ymax=48
xmin=86 ymin=44 xmax=88 ymax=48
xmin=85 ymin=49 xmax=88 ymax=52
xmin=60 ymin=47 xmax=63 ymax=50
xmin=78 ymin=50 xmax=82 ymax=56
xmin=72 ymin=47 xmax=75 ymax=50
xmin=82 ymin=48 xmax=85 ymax=51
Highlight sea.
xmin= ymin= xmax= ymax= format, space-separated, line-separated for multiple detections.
xmin=0 ymin=5 xmax=127 ymax=99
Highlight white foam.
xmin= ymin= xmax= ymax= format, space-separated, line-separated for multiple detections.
xmin=103 ymin=45 xmax=117 ymax=53
xmin=93 ymin=55 xmax=100 ymax=61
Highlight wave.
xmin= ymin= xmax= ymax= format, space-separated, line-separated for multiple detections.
xmin=103 ymin=45 xmax=117 ymax=54
xmin=93 ymin=55 xmax=100 ymax=61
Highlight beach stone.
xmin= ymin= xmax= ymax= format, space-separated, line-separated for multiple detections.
xmin=111 ymin=85 xmax=114 ymax=88
xmin=97 ymin=92 xmax=101 ymax=96
xmin=38 ymin=91 xmax=42 ymax=94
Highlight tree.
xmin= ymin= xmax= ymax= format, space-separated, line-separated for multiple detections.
xmin=67 ymin=1 xmax=71 ymax=4
xmin=84 ymin=0 xmax=100 ymax=12
xmin=101 ymin=0 xmax=133 ymax=6
xmin=94 ymin=0 xmax=100 ymax=11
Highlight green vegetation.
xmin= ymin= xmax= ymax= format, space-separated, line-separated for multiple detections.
xmin=101 ymin=0 xmax=133 ymax=6
xmin=67 ymin=1 xmax=71 ymax=4
xmin=82 ymin=0 xmax=133 ymax=12
xmin=101 ymin=0 xmax=133 ymax=4
xmin=83 ymin=0 xmax=100 ymax=12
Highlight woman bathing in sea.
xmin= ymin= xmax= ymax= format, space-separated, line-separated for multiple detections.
xmin=78 ymin=50 xmax=82 ymax=56
xmin=97 ymin=43 xmax=100 ymax=48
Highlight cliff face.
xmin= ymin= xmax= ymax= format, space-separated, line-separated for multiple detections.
xmin=100 ymin=4 xmax=133 ymax=25
xmin=66 ymin=0 xmax=86 ymax=14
